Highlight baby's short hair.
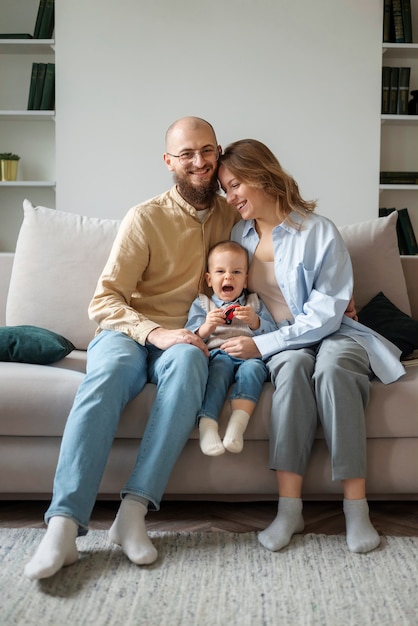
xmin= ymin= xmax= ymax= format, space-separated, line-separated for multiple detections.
xmin=207 ymin=240 xmax=249 ymax=271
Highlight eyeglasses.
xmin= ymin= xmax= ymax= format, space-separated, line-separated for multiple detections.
xmin=166 ymin=147 xmax=219 ymax=166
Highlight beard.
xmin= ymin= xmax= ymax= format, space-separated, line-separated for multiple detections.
xmin=174 ymin=170 xmax=220 ymax=208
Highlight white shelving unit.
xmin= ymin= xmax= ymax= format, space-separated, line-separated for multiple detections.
xmin=380 ymin=3 xmax=418 ymax=242
xmin=0 ymin=38 xmax=55 ymax=189
xmin=0 ymin=32 xmax=55 ymax=250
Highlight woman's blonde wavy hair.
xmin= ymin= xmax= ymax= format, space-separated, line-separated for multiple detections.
xmin=219 ymin=139 xmax=317 ymax=227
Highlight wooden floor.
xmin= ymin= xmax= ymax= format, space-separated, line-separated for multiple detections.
xmin=0 ymin=500 xmax=417 ymax=536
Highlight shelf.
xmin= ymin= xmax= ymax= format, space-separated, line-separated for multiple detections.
xmin=382 ymin=43 xmax=418 ymax=58
xmin=380 ymin=184 xmax=418 ymax=191
xmin=0 ymin=181 xmax=55 ymax=188
xmin=0 ymin=110 xmax=54 ymax=121
xmin=381 ymin=114 xmax=418 ymax=125
xmin=0 ymin=39 xmax=54 ymax=54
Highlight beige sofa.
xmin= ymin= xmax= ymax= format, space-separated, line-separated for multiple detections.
xmin=0 ymin=201 xmax=417 ymax=501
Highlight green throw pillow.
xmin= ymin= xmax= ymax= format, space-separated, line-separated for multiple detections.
xmin=358 ymin=292 xmax=418 ymax=359
xmin=0 ymin=325 xmax=75 ymax=365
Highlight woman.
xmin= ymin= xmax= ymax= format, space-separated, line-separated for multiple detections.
xmin=217 ymin=139 xmax=405 ymax=554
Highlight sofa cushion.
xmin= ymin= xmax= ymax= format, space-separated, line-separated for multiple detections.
xmin=338 ymin=211 xmax=411 ymax=315
xmin=357 ymin=292 xmax=418 ymax=358
xmin=6 ymin=200 xmax=120 ymax=350
xmin=0 ymin=325 xmax=74 ymax=364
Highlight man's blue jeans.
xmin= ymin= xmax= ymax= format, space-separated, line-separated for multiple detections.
xmin=198 ymin=349 xmax=268 ymax=423
xmin=45 ymin=330 xmax=208 ymax=530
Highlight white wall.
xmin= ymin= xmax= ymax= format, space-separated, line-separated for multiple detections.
xmin=55 ymin=0 xmax=383 ymax=226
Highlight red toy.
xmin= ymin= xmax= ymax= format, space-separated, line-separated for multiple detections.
xmin=223 ymin=303 xmax=240 ymax=324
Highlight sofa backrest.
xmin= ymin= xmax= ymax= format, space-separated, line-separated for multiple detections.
xmin=2 ymin=201 xmax=413 ymax=349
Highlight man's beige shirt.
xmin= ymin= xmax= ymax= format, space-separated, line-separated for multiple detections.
xmin=88 ymin=186 xmax=239 ymax=345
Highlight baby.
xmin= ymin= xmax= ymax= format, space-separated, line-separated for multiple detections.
xmin=186 ymin=241 xmax=276 ymax=456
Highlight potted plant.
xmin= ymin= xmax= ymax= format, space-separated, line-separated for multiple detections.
xmin=0 ymin=153 xmax=20 ymax=181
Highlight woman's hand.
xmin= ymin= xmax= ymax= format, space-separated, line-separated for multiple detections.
xmin=344 ymin=296 xmax=358 ymax=322
xmin=220 ymin=336 xmax=262 ymax=359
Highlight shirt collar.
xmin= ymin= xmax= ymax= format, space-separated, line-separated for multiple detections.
xmin=212 ymin=291 xmax=247 ymax=308
xmin=171 ymin=185 xmax=219 ymax=219
xmin=241 ymin=210 xmax=304 ymax=238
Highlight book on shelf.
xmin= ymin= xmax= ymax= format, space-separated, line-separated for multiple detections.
xmin=400 ymin=0 xmax=413 ymax=43
xmin=32 ymin=62 xmax=47 ymax=109
xmin=392 ymin=0 xmax=406 ymax=42
xmin=381 ymin=66 xmax=391 ymax=114
xmin=27 ymin=62 xmax=55 ymax=111
xmin=389 ymin=67 xmax=400 ymax=114
xmin=33 ymin=0 xmax=46 ymax=38
xmin=382 ymin=0 xmax=413 ymax=43
xmin=379 ymin=208 xmax=408 ymax=254
xmin=27 ymin=62 xmax=39 ymax=110
xmin=380 ymin=171 xmax=418 ymax=184
xmin=40 ymin=63 xmax=55 ymax=110
xmin=397 ymin=66 xmax=411 ymax=115
xmin=383 ymin=0 xmax=392 ymax=42
xmin=33 ymin=0 xmax=54 ymax=39
xmin=0 ymin=33 xmax=33 ymax=39
xmin=397 ymin=208 xmax=418 ymax=254
xmin=381 ymin=67 xmax=411 ymax=116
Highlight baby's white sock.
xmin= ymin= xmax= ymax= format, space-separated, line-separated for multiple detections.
xmin=199 ymin=417 xmax=225 ymax=456
xmin=24 ymin=516 xmax=79 ymax=580
xmin=109 ymin=496 xmax=158 ymax=565
xmin=223 ymin=410 xmax=250 ymax=453
xmin=258 ymin=497 xmax=304 ymax=552
xmin=343 ymin=498 xmax=380 ymax=553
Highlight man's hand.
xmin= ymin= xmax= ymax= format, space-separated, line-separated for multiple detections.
xmin=147 ymin=327 xmax=209 ymax=355
xmin=220 ymin=336 xmax=262 ymax=359
xmin=344 ymin=296 xmax=358 ymax=322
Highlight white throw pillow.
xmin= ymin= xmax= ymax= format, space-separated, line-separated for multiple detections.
xmin=6 ymin=200 xmax=120 ymax=349
xmin=338 ymin=211 xmax=411 ymax=315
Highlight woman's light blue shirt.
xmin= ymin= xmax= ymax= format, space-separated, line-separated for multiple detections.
xmin=231 ymin=212 xmax=405 ymax=384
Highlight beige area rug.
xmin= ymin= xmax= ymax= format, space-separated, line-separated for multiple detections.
xmin=1 ymin=529 xmax=418 ymax=626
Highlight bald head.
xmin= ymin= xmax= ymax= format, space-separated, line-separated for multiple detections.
xmin=165 ymin=117 xmax=217 ymax=152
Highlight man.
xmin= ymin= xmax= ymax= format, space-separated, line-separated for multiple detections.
xmin=24 ymin=116 xmax=239 ymax=580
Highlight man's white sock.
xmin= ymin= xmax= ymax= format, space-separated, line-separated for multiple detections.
xmin=24 ymin=515 xmax=79 ymax=580
xmin=109 ymin=496 xmax=158 ymax=565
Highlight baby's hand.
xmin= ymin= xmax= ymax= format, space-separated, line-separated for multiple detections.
xmin=206 ymin=308 xmax=226 ymax=328
xmin=197 ymin=309 xmax=226 ymax=339
xmin=233 ymin=306 xmax=260 ymax=330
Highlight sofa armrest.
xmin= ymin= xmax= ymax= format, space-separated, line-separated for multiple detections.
xmin=401 ymin=256 xmax=418 ymax=321
xmin=0 ymin=253 xmax=14 ymax=327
